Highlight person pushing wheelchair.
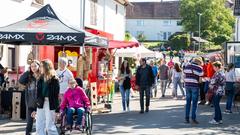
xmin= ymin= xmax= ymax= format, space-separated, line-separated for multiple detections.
xmin=60 ymin=78 xmax=91 ymax=130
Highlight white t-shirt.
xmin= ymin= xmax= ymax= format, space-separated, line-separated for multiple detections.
xmin=56 ymin=68 xmax=74 ymax=94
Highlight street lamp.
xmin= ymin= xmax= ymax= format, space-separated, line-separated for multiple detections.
xmin=198 ymin=13 xmax=202 ymax=51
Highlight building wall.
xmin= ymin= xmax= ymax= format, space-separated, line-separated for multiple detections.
xmin=126 ymin=19 xmax=183 ymax=41
xmin=85 ymin=0 xmax=126 ymax=40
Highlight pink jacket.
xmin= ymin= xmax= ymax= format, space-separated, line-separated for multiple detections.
xmin=60 ymin=86 xmax=90 ymax=111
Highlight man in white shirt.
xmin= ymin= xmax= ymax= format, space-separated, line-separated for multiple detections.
xmin=56 ymin=57 xmax=74 ymax=100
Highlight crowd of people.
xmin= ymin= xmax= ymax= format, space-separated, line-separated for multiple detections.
xmin=118 ymin=54 xmax=238 ymax=125
xmin=19 ymin=58 xmax=90 ymax=135
xmin=17 ymin=53 xmax=239 ymax=134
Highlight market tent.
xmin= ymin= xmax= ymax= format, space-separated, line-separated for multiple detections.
xmin=108 ymin=40 xmax=139 ymax=49
xmin=115 ymin=44 xmax=155 ymax=58
xmin=0 ymin=4 xmax=108 ymax=47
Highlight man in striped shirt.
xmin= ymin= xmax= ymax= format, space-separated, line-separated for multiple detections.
xmin=183 ymin=58 xmax=203 ymax=124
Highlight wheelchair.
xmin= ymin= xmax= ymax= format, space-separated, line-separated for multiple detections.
xmin=56 ymin=107 xmax=92 ymax=135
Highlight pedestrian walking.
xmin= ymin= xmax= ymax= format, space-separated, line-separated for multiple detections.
xmin=209 ymin=61 xmax=225 ymax=125
xmin=150 ymin=60 xmax=158 ymax=98
xmin=56 ymin=57 xmax=73 ymax=101
xmin=167 ymin=59 xmax=174 ymax=88
xmin=199 ymin=57 xmax=208 ymax=105
xmin=136 ymin=58 xmax=154 ymax=114
xmin=172 ymin=63 xmax=185 ymax=99
xmin=34 ymin=59 xmax=60 ymax=135
xmin=159 ymin=60 xmax=169 ymax=98
xmin=118 ymin=60 xmax=132 ymax=112
xmin=19 ymin=60 xmax=41 ymax=135
xmin=183 ymin=58 xmax=203 ymax=124
xmin=225 ymin=63 xmax=236 ymax=114
xmin=206 ymin=57 xmax=216 ymax=106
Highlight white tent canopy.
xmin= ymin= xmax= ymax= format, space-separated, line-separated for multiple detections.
xmin=115 ymin=44 xmax=155 ymax=58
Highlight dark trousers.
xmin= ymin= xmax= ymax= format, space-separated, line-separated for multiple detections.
xmin=139 ymin=86 xmax=151 ymax=111
xmin=200 ymin=82 xmax=206 ymax=102
xmin=213 ymin=95 xmax=222 ymax=122
xmin=26 ymin=108 xmax=35 ymax=135
xmin=226 ymin=82 xmax=235 ymax=111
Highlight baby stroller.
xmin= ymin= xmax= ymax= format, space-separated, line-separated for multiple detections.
xmin=56 ymin=105 xmax=92 ymax=135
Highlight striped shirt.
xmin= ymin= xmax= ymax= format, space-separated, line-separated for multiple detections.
xmin=183 ymin=62 xmax=203 ymax=88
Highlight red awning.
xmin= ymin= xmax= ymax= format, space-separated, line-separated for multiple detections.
xmin=108 ymin=40 xmax=139 ymax=49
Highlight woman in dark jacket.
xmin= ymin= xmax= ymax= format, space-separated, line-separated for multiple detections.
xmin=19 ymin=60 xmax=40 ymax=135
xmin=33 ymin=59 xmax=59 ymax=135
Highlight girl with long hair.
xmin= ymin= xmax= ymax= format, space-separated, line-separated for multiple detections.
xmin=19 ymin=60 xmax=41 ymax=135
xmin=172 ymin=63 xmax=185 ymax=99
xmin=34 ymin=59 xmax=59 ymax=135
xmin=118 ymin=60 xmax=132 ymax=111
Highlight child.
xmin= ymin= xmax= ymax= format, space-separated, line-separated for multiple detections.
xmin=60 ymin=78 xmax=91 ymax=130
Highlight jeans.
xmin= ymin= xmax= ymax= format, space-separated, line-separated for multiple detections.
xmin=151 ymin=77 xmax=158 ymax=97
xmin=36 ymin=99 xmax=58 ymax=135
xmin=185 ymin=87 xmax=199 ymax=120
xmin=226 ymin=82 xmax=235 ymax=111
xmin=119 ymin=85 xmax=130 ymax=111
xmin=160 ymin=80 xmax=168 ymax=96
xmin=173 ymin=77 xmax=185 ymax=97
xmin=66 ymin=107 xmax=84 ymax=126
xmin=199 ymin=82 xmax=206 ymax=102
xmin=213 ymin=95 xmax=222 ymax=122
xmin=139 ymin=86 xmax=151 ymax=111
xmin=26 ymin=108 xmax=35 ymax=135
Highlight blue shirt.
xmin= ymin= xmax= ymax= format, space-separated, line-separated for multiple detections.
xmin=152 ymin=66 xmax=158 ymax=77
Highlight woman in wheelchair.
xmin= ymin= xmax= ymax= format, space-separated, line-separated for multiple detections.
xmin=60 ymin=78 xmax=91 ymax=130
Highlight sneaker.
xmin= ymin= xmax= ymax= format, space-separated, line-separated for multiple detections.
xmin=219 ymin=120 xmax=223 ymax=124
xmin=66 ymin=125 xmax=71 ymax=130
xmin=209 ymin=119 xmax=219 ymax=125
xmin=173 ymin=97 xmax=178 ymax=100
xmin=224 ymin=110 xmax=232 ymax=114
xmin=184 ymin=119 xmax=190 ymax=124
xmin=191 ymin=120 xmax=199 ymax=124
xmin=182 ymin=96 xmax=186 ymax=100
xmin=139 ymin=110 xmax=144 ymax=114
xmin=127 ymin=107 xmax=130 ymax=112
xmin=198 ymin=101 xmax=206 ymax=105
xmin=75 ymin=125 xmax=81 ymax=131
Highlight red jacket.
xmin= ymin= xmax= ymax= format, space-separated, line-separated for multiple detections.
xmin=207 ymin=63 xmax=215 ymax=78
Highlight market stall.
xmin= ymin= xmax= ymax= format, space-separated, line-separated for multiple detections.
xmin=0 ymin=4 xmax=107 ymax=118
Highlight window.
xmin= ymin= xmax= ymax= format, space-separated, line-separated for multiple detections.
xmin=90 ymin=0 xmax=98 ymax=26
xmin=163 ymin=32 xmax=167 ymax=40
xmin=137 ymin=20 xmax=144 ymax=26
xmin=177 ymin=21 xmax=182 ymax=26
xmin=8 ymin=47 xmax=16 ymax=71
xmin=163 ymin=20 xmax=171 ymax=26
xmin=168 ymin=32 xmax=172 ymax=38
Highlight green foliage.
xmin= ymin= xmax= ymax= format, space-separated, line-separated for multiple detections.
xmin=168 ymin=34 xmax=191 ymax=50
xmin=137 ymin=33 xmax=146 ymax=42
xmin=180 ymin=0 xmax=235 ymax=44
xmin=143 ymin=42 xmax=162 ymax=49
xmin=125 ymin=31 xmax=132 ymax=41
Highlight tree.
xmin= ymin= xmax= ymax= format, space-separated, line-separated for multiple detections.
xmin=180 ymin=0 xmax=235 ymax=44
xmin=125 ymin=31 xmax=132 ymax=41
xmin=168 ymin=34 xmax=191 ymax=50
xmin=137 ymin=33 xmax=146 ymax=42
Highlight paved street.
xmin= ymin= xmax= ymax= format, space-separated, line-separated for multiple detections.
xmin=1 ymin=87 xmax=240 ymax=135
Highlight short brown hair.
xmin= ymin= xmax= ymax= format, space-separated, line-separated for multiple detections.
xmin=212 ymin=61 xmax=222 ymax=68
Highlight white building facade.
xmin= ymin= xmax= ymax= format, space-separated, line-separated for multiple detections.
xmin=126 ymin=19 xmax=182 ymax=41
xmin=126 ymin=1 xmax=183 ymax=41
xmin=0 ymin=0 xmax=128 ymax=83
